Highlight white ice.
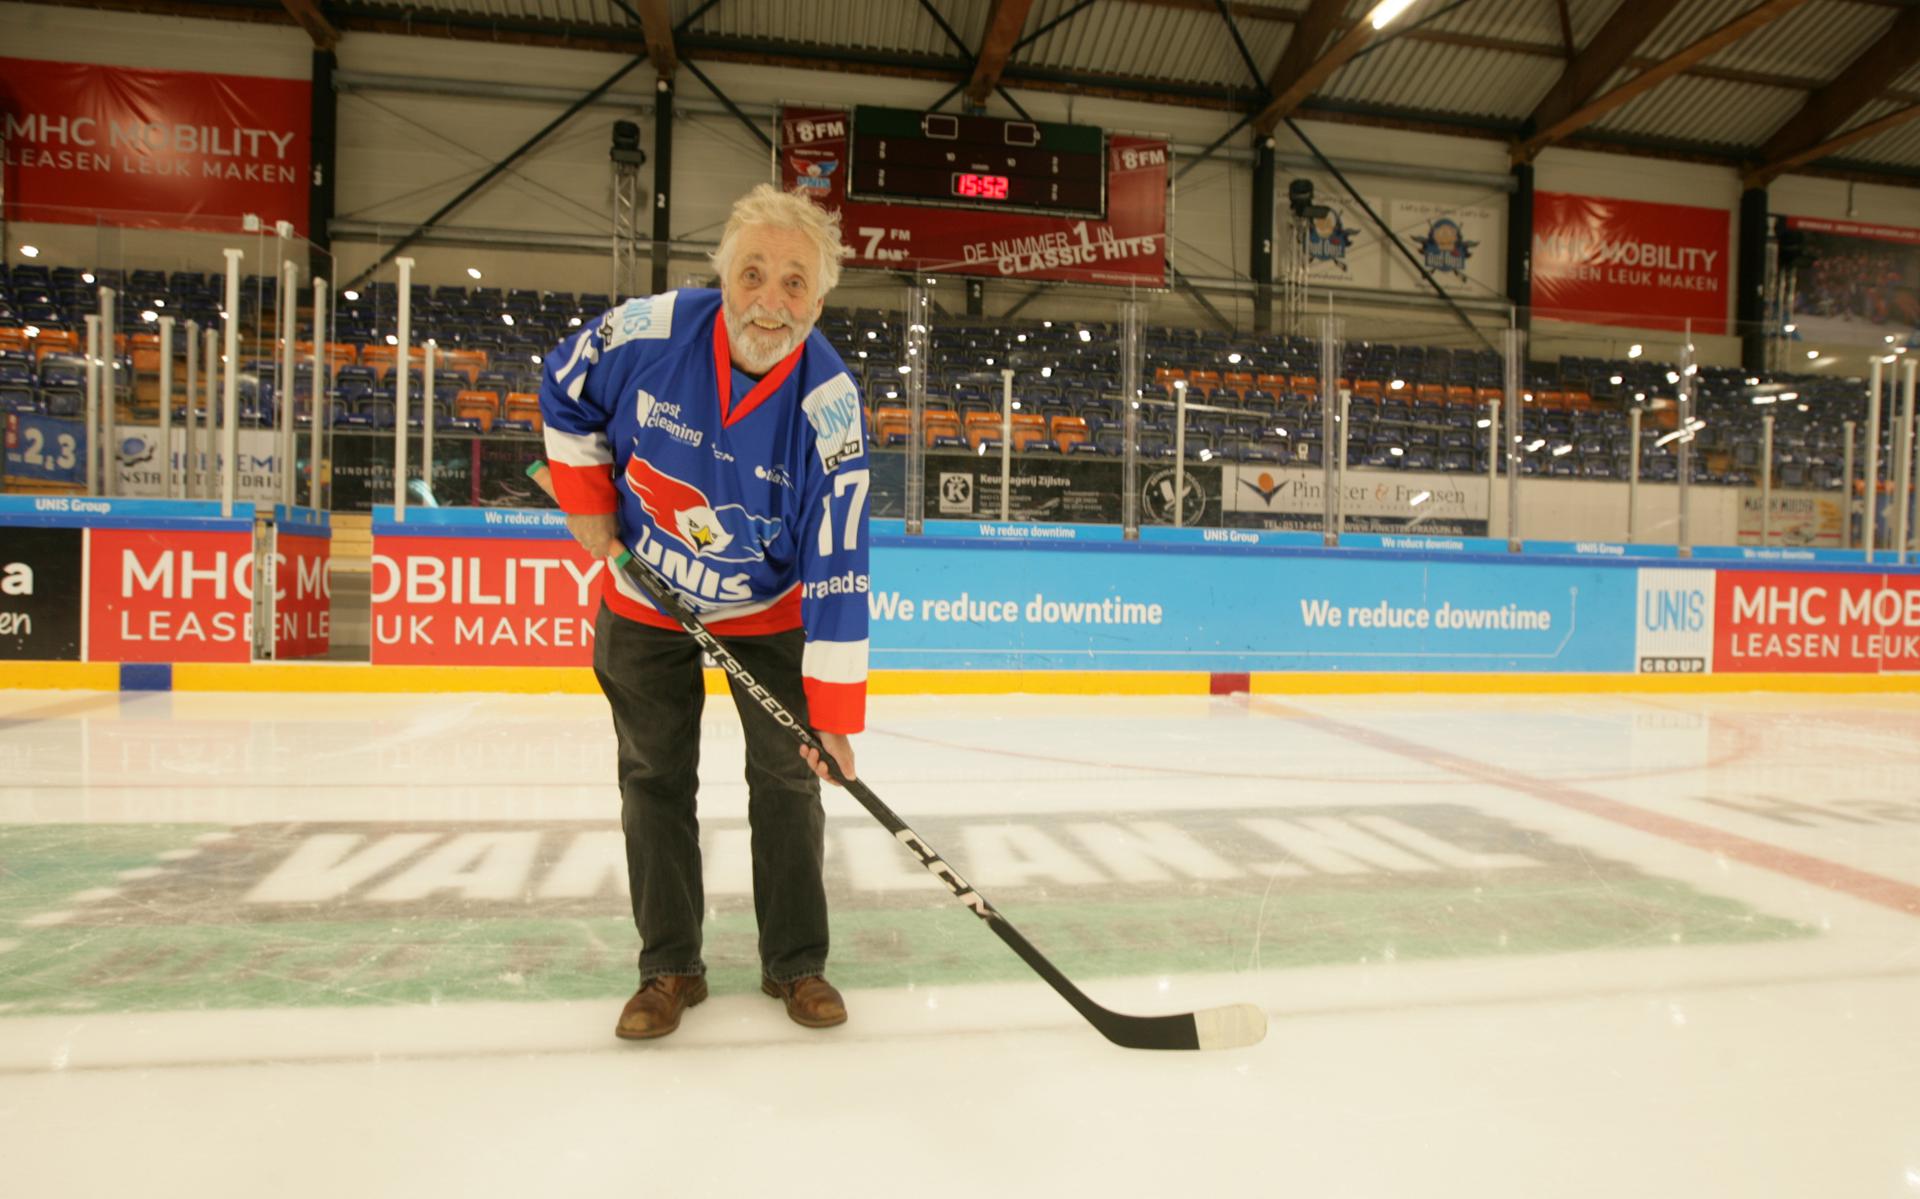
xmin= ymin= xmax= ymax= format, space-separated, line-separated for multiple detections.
xmin=1 ymin=687 xmax=1917 ymax=1198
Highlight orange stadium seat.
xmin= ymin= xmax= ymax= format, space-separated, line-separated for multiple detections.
xmin=33 ymin=330 xmax=81 ymax=360
xmin=296 ymin=341 xmax=357 ymax=369
xmin=439 ymin=348 xmax=489 ymax=384
xmin=1050 ymin=414 xmax=1091 ymax=453
xmin=454 ymin=390 xmax=500 ymax=431
xmin=502 ymin=392 xmax=542 ymax=432
xmin=963 ymin=411 xmax=1003 ymax=451
xmin=873 ymin=405 xmax=910 ymax=447
xmin=924 ymin=408 xmax=964 ymax=448
xmin=1009 ymin=412 xmax=1049 ymax=451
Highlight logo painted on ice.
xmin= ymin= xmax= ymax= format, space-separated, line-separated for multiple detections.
xmin=625 ymin=457 xmax=782 ymax=563
xmin=802 ymin=379 xmax=864 ymax=470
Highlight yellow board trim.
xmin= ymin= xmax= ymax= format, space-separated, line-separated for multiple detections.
xmin=3 ymin=660 xmax=1917 ymax=696
xmin=1247 ymin=671 xmax=1920 ymax=694
xmin=0 ymin=662 xmax=120 ymax=690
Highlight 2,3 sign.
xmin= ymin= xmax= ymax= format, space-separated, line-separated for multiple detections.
xmin=6 ymin=414 xmax=85 ymax=484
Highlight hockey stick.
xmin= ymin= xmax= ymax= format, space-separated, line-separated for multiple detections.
xmin=527 ymin=462 xmax=1265 ymax=1051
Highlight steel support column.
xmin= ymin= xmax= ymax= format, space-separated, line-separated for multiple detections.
xmin=1738 ymin=187 xmax=1769 ymax=373
xmin=652 ymin=75 xmax=674 ymax=295
xmin=1506 ymin=161 xmax=1533 ymax=333
xmin=309 ymin=49 xmax=338 ymax=281
xmin=1251 ymin=134 xmax=1275 ymax=335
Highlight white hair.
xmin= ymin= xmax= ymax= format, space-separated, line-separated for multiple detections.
xmin=708 ymin=183 xmax=851 ymax=298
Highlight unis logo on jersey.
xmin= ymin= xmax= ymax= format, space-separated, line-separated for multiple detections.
xmin=600 ymin=291 xmax=678 ymax=352
xmin=802 ymin=376 xmax=864 ymax=470
xmin=625 ymin=457 xmax=783 ymax=563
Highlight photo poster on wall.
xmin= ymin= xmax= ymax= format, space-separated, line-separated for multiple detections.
xmin=1383 ymin=197 xmax=1506 ymax=300
xmin=1780 ymin=217 xmax=1920 ymax=351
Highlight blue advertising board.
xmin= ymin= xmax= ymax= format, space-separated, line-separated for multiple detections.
xmin=866 ymin=537 xmax=1637 ymax=673
xmin=5 ymin=413 xmax=86 ymax=485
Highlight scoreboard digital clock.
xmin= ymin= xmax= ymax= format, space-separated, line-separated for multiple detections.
xmin=847 ymin=105 xmax=1106 ymax=219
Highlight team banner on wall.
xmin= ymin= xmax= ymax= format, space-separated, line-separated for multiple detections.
xmin=1532 ymin=192 xmax=1730 ymax=333
xmin=1384 ymin=197 xmax=1504 ymax=299
xmin=1285 ymin=186 xmax=1387 ymax=290
xmin=0 ymin=56 xmax=310 ymax=233
xmin=779 ymin=108 xmax=1168 ymax=286
xmin=1780 ymin=216 xmax=1920 ymax=350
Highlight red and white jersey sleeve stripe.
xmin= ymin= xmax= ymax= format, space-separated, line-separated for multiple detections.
xmin=802 ymin=637 xmax=869 ymax=735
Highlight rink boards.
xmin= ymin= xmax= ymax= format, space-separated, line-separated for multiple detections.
xmin=6 ymin=501 xmax=1920 ymax=685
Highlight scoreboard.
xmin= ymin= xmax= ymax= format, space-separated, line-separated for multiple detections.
xmin=780 ymin=105 xmax=1167 ymax=287
xmin=846 ymin=106 xmax=1106 ymax=220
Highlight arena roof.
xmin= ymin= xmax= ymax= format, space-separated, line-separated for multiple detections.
xmin=21 ymin=0 xmax=1920 ymax=186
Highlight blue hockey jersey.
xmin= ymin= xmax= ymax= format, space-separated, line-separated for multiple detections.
xmin=538 ymin=288 xmax=871 ymax=733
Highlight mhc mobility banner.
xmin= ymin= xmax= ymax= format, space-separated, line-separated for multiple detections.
xmin=778 ymin=107 xmax=1168 ymax=287
xmin=0 ymin=57 xmax=311 ymax=233
xmin=370 ymin=511 xmax=607 ymax=667
xmin=87 ymin=525 xmax=257 ymax=663
xmin=1635 ymin=566 xmax=1920 ymax=673
xmin=1532 ymin=192 xmax=1730 ymax=333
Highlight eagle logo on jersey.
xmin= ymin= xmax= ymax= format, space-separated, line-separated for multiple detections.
xmin=625 ymin=457 xmax=784 ymax=563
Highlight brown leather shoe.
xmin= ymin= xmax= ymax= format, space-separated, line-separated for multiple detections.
xmin=761 ymin=974 xmax=847 ymax=1028
xmin=615 ymin=974 xmax=708 ymax=1040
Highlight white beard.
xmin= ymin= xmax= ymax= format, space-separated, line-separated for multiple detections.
xmin=727 ymin=306 xmax=809 ymax=374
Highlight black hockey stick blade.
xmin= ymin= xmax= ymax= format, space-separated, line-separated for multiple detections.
xmin=526 ymin=463 xmax=1265 ymax=1050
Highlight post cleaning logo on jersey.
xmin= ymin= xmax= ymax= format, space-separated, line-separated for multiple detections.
xmin=633 ymin=389 xmax=704 ymax=447
xmin=625 ymin=457 xmax=784 ymax=564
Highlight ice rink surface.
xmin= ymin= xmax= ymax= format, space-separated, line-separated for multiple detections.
xmin=1 ymin=685 xmax=1917 ymax=1198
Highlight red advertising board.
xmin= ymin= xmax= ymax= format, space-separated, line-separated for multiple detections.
xmin=1713 ymin=570 xmax=1920 ymax=673
xmin=1532 ymin=192 xmax=1730 ymax=333
xmin=371 ymin=535 xmax=604 ymax=667
xmin=273 ymin=530 xmax=330 ymax=660
xmin=0 ymin=57 xmax=311 ymax=234
xmin=88 ymin=527 xmax=256 ymax=662
xmin=779 ymin=107 xmax=1168 ymax=287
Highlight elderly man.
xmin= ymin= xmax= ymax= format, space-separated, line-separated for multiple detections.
xmin=539 ymin=184 xmax=870 ymax=1040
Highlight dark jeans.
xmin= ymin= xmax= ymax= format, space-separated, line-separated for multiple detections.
xmin=591 ymin=603 xmax=829 ymax=985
